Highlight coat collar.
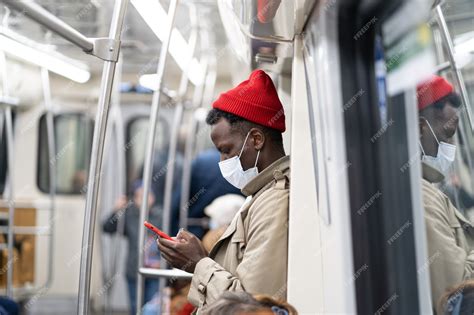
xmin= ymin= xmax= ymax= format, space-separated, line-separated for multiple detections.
xmin=241 ymin=155 xmax=290 ymax=196
xmin=422 ymin=178 xmax=473 ymax=229
xmin=208 ymin=155 xmax=290 ymax=258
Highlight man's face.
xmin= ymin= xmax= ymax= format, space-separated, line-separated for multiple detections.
xmin=420 ymin=102 xmax=459 ymax=156
xmin=210 ymin=118 xmax=258 ymax=171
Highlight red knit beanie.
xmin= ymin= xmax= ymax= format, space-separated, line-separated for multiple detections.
xmin=212 ymin=70 xmax=286 ymax=132
xmin=417 ymin=75 xmax=454 ymax=111
xmin=257 ymin=0 xmax=282 ymax=23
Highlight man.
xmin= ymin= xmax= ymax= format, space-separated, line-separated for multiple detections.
xmin=417 ymin=75 xmax=474 ymax=306
xmin=157 ymin=70 xmax=290 ymax=311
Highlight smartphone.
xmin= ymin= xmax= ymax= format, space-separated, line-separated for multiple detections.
xmin=144 ymin=221 xmax=174 ymax=241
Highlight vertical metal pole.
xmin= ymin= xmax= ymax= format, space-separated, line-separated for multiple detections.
xmin=202 ymin=56 xmax=217 ymax=109
xmin=162 ymin=105 xmax=184 ymax=239
xmin=158 ymin=103 xmax=184 ymax=314
xmin=179 ymin=66 xmax=214 ymax=229
xmin=41 ymin=67 xmax=56 ymax=291
xmin=0 ymin=52 xmax=14 ymax=298
xmin=177 ymin=3 xmax=199 ymax=230
xmin=4 ymin=98 xmax=13 ymax=299
xmin=77 ymin=1 xmax=129 ymax=314
xmin=179 ymin=67 xmax=210 ymax=229
xmin=136 ymin=0 xmax=179 ymax=312
xmin=105 ymin=56 xmax=125 ymax=315
xmin=179 ymin=115 xmax=197 ymax=229
xmin=436 ymin=5 xmax=474 ymax=132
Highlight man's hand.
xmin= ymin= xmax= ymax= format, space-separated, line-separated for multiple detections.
xmin=157 ymin=230 xmax=208 ymax=273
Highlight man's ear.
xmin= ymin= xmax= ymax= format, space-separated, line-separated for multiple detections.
xmin=249 ymin=128 xmax=265 ymax=151
xmin=419 ymin=116 xmax=429 ymax=140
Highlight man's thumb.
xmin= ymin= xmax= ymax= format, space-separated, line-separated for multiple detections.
xmin=176 ymin=228 xmax=192 ymax=241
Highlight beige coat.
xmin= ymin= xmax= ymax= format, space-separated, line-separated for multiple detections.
xmin=422 ymin=177 xmax=474 ymax=307
xmin=188 ymin=156 xmax=290 ymax=311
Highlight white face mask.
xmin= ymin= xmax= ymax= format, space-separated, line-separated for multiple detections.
xmin=219 ymin=132 xmax=260 ymax=189
xmin=419 ymin=118 xmax=456 ymax=181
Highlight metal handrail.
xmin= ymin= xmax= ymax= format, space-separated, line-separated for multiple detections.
xmin=179 ymin=87 xmax=208 ymax=230
xmin=162 ymin=104 xmax=184 ymax=242
xmin=0 ymin=0 xmax=94 ymax=52
xmin=435 ymin=61 xmax=451 ymax=73
xmin=104 ymin=57 xmax=126 ymax=315
xmin=138 ymin=268 xmax=192 ymax=280
xmin=135 ymin=0 xmax=179 ymax=312
xmin=0 ymin=226 xmax=53 ymax=235
xmin=77 ymin=1 xmax=129 ymax=314
xmin=202 ymin=55 xmax=217 ymax=109
xmin=178 ymin=3 xmax=199 ymax=230
xmin=179 ymin=114 xmax=198 ymax=229
xmin=0 ymin=51 xmax=14 ymax=298
xmin=179 ymin=45 xmax=216 ymax=231
xmin=41 ymin=67 xmax=56 ymax=293
xmin=0 ymin=96 xmax=19 ymax=107
xmin=435 ymin=5 xmax=474 ymax=132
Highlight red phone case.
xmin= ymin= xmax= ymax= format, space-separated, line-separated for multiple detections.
xmin=144 ymin=221 xmax=174 ymax=241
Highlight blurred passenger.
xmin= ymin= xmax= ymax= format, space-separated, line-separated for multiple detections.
xmin=437 ymin=280 xmax=474 ymax=315
xmin=202 ymin=194 xmax=246 ymax=251
xmin=157 ymin=70 xmax=290 ymax=311
xmin=171 ymin=148 xmax=242 ymax=238
xmin=0 ymin=296 xmax=19 ymax=315
xmin=417 ymin=76 xmax=474 ymax=306
xmin=102 ymin=180 xmax=160 ymax=315
xmin=71 ymin=169 xmax=87 ymax=193
xmin=138 ymin=148 xmax=183 ymax=208
xmin=202 ymin=292 xmax=297 ymax=315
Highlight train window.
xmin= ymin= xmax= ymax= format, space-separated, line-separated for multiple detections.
xmin=37 ymin=113 xmax=94 ymax=194
xmin=125 ymin=116 xmax=169 ymax=194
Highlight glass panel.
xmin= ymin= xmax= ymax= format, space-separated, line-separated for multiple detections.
xmin=382 ymin=1 xmax=474 ymax=311
xmin=37 ymin=113 xmax=94 ymax=194
xmin=431 ymin=1 xmax=474 ymax=217
xmin=125 ymin=116 xmax=169 ymax=195
xmin=302 ymin=20 xmax=330 ymax=225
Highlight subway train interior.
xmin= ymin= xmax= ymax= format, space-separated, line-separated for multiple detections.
xmin=0 ymin=0 xmax=474 ymax=314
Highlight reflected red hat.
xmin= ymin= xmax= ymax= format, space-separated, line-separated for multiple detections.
xmin=212 ymin=70 xmax=286 ymax=132
xmin=417 ymin=75 xmax=454 ymax=111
